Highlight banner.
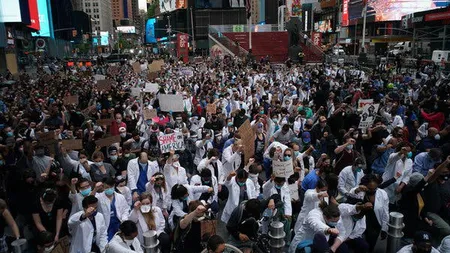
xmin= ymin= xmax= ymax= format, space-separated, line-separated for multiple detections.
xmin=342 ymin=0 xmax=349 ymax=26
xmin=62 ymin=139 xmax=83 ymax=150
xmin=358 ymin=103 xmax=380 ymax=130
xmin=159 ymin=94 xmax=184 ymax=112
xmin=177 ymin=33 xmax=189 ymax=64
xmin=273 ymin=160 xmax=294 ymax=178
xmin=95 ymin=135 xmax=121 ymax=148
xmin=158 ymin=132 xmax=185 ymax=153
xmin=97 ymin=80 xmax=113 ymax=91
xmin=206 ymin=104 xmax=217 ymax=114
xmin=130 ymin=88 xmax=141 ymax=97
xmin=289 ymin=184 xmax=299 ymax=201
xmin=179 ymin=67 xmax=194 ymax=77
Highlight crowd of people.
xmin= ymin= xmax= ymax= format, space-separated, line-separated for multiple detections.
xmin=0 ymin=53 xmax=449 ymax=253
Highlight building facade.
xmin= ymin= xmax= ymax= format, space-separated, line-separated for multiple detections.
xmin=112 ymin=0 xmax=133 ymax=26
xmin=73 ymin=0 xmax=113 ymax=34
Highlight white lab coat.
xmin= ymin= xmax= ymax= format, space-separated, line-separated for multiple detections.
xmin=68 ymin=192 xmax=85 ymax=218
xmin=129 ymin=206 xmax=166 ymax=243
xmin=197 ymin=158 xmax=225 ymax=184
xmin=68 ymin=211 xmax=108 ymax=253
xmin=263 ymin=141 xmax=288 ymax=159
xmin=338 ymin=166 xmax=364 ymax=199
xmin=349 ymin=187 xmax=389 ymax=232
xmin=127 ymin=158 xmax=159 ymax=192
xmin=297 ymin=153 xmax=315 ymax=181
xmin=221 ymin=145 xmax=242 ymax=178
xmin=163 ymin=162 xmax=188 ymax=190
xmin=190 ymin=175 xmax=219 ymax=204
xmin=221 ymin=177 xmax=257 ymax=223
xmin=96 ymin=192 xmax=130 ymax=229
xmin=289 ymin=208 xmax=334 ymax=253
xmin=293 ymin=189 xmax=322 ymax=232
xmin=107 ymin=233 xmax=143 ymax=253
xmin=262 ymin=181 xmax=292 ymax=216
xmin=194 ymin=140 xmax=213 ymax=165
xmin=382 ymin=153 xmax=413 ymax=204
xmin=248 ymin=173 xmax=261 ymax=193
xmin=397 ymin=245 xmax=440 ymax=253
xmin=145 ymin=182 xmax=170 ymax=211
xmin=336 ymin=204 xmax=366 ymax=242
xmin=117 ymin=186 xmax=132 ymax=207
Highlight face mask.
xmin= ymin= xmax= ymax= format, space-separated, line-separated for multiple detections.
xmin=124 ymin=239 xmax=135 ymax=246
xmin=80 ymin=188 xmax=91 ymax=197
xmin=120 ymin=133 xmax=127 ymax=138
xmin=435 ymin=134 xmax=441 ymax=140
xmin=124 ymin=154 xmax=130 ymax=158
xmin=227 ymin=122 xmax=233 ymax=127
xmin=6 ymin=132 xmax=13 ymax=137
xmin=95 ymin=162 xmax=103 ymax=167
xmin=105 ymin=188 xmax=115 ymax=196
xmin=116 ymin=119 xmax=122 ymax=124
xmin=272 ymin=118 xmax=278 ymax=123
xmin=356 ymin=167 xmax=362 ymax=172
xmin=203 ymin=180 xmax=210 ymax=184
xmin=110 ymin=155 xmax=118 ymax=161
xmin=407 ymin=151 xmax=413 ymax=159
xmin=43 ymin=245 xmax=55 ymax=253
xmin=326 ymin=221 xmax=338 ymax=227
xmin=346 ymin=144 xmax=353 ymax=150
xmin=275 ymin=184 xmax=282 ymax=190
xmin=284 ymin=156 xmax=291 ymax=161
xmin=140 ymin=204 xmax=151 ymax=213
xmin=294 ymin=151 xmax=300 ymax=157
xmin=182 ymin=196 xmax=189 ymax=201
xmin=139 ymin=162 xmax=147 ymax=167
xmin=366 ymin=190 xmax=376 ymax=196
xmin=92 ymin=210 xmax=98 ymax=217
xmin=237 ymin=181 xmax=245 ymax=187
xmin=249 ymin=173 xmax=259 ymax=179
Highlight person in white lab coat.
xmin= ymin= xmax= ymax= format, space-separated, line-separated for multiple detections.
xmin=169 ymin=183 xmax=213 ymax=229
xmin=348 ymin=174 xmax=389 ymax=252
xmin=163 ymin=151 xmax=188 ymax=190
xmin=193 ymin=131 xmax=213 ymax=166
xmin=68 ymin=177 xmax=97 ymax=218
xmin=337 ymin=157 xmax=365 ymax=202
xmin=145 ymin=172 xmax=170 ymax=218
xmin=198 ymin=148 xmax=228 ymax=200
xmin=221 ymin=169 xmax=258 ymax=224
xmin=68 ymin=196 xmax=108 ymax=253
xmin=95 ymin=178 xmax=130 ymax=241
xmin=397 ymin=231 xmax=440 ymax=253
xmin=127 ymin=152 xmax=159 ymax=202
xmin=294 ymin=179 xmax=329 ymax=232
xmin=107 ymin=221 xmax=143 ymax=253
xmin=116 ymin=175 xmax=132 ymax=207
xmin=289 ymin=202 xmax=343 ymax=253
xmin=382 ymin=144 xmax=413 ymax=204
xmin=129 ymin=192 xmax=170 ymax=253
xmin=335 ymin=203 xmax=372 ymax=253
xmin=222 ymin=139 xmax=244 ymax=177
xmin=190 ymin=169 xmax=219 ymax=213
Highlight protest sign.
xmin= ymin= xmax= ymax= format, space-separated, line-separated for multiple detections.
xmin=93 ymin=74 xmax=105 ymax=81
xmin=132 ymin=62 xmax=141 ymax=73
xmin=273 ymin=160 xmax=294 ymax=178
xmin=144 ymin=83 xmax=159 ymax=93
xmin=148 ymin=72 xmax=159 ymax=80
xmin=107 ymin=66 xmax=120 ymax=76
xmin=159 ymin=94 xmax=184 ymax=112
xmin=62 ymin=139 xmax=83 ymax=150
xmin=194 ymin=56 xmax=203 ymax=64
xmin=97 ymin=80 xmax=112 ymax=91
xmin=238 ymin=120 xmax=255 ymax=163
xmin=130 ymin=88 xmax=141 ymax=97
xmin=158 ymin=132 xmax=185 ymax=153
xmin=358 ymin=103 xmax=380 ymax=130
xmin=358 ymin=99 xmax=374 ymax=110
xmin=143 ymin=108 xmax=157 ymax=120
xmin=63 ymin=95 xmax=79 ymax=105
xmin=95 ymin=135 xmax=121 ymax=148
xmin=289 ymin=184 xmax=300 ymax=201
xmin=82 ymin=105 xmax=96 ymax=115
xmin=149 ymin=60 xmax=164 ymax=73
xmin=96 ymin=118 xmax=113 ymax=127
xmin=179 ymin=67 xmax=194 ymax=77
xmin=38 ymin=131 xmax=55 ymax=141
xmin=206 ymin=104 xmax=217 ymax=114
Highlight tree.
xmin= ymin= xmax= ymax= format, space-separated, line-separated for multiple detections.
xmin=147 ymin=0 xmax=159 ymax=19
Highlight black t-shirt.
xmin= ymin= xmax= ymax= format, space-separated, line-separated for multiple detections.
xmin=183 ymin=221 xmax=202 ymax=253
xmin=31 ymin=199 xmax=62 ymax=233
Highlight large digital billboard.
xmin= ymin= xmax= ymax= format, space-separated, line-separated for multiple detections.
xmin=117 ymin=26 xmax=136 ymax=33
xmin=28 ymin=0 xmax=40 ymax=30
xmin=160 ymin=0 xmax=176 ymax=13
xmin=0 ymin=0 xmax=22 ymax=23
xmin=32 ymin=0 xmax=53 ymax=38
xmin=145 ymin=18 xmax=156 ymax=43
xmin=348 ymin=0 xmax=450 ymax=22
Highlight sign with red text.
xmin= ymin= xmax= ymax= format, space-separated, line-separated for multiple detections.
xmin=177 ymin=33 xmax=189 ymax=63
xmin=158 ymin=132 xmax=185 ymax=153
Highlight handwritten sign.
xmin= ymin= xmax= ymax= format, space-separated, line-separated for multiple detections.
xmin=289 ymin=184 xmax=299 ymax=201
xmin=148 ymin=72 xmax=159 ymax=80
xmin=358 ymin=99 xmax=374 ymax=110
xmin=63 ymin=95 xmax=79 ymax=105
xmin=158 ymin=132 xmax=185 ymax=153
xmin=179 ymin=67 xmax=194 ymax=77
xmin=143 ymin=108 xmax=157 ymax=120
xmin=96 ymin=118 xmax=113 ymax=127
xmin=130 ymin=88 xmax=141 ymax=97
xmin=273 ymin=160 xmax=294 ymax=178
xmin=62 ymin=139 xmax=83 ymax=150
xmin=38 ymin=131 xmax=55 ymax=141
xmin=238 ymin=120 xmax=255 ymax=163
xmin=149 ymin=60 xmax=164 ymax=73
xmin=82 ymin=105 xmax=97 ymax=115
xmin=159 ymin=94 xmax=184 ymax=112
xmin=206 ymin=104 xmax=217 ymax=114
xmin=132 ymin=61 xmax=141 ymax=73
xmin=144 ymin=83 xmax=159 ymax=93
xmin=93 ymin=74 xmax=105 ymax=81
xmin=97 ymin=80 xmax=113 ymax=91
xmin=95 ymin=135 xmax=121 ymax=148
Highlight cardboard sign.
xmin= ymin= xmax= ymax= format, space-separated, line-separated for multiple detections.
xmin=143 ymin=108 xmax=157 ymax=120
xmin=96 ymin=118 xmax=113 ymax=126
xmin=82 ymin=105 xmax=97 ymax=115
xmin=358 ymin=103 xmax=380 ymax=130
xmin=132 ymin=61 xmax=141 ymax=73
xmin=51 ymin=236 xmax=70 ymax=253
xmin=148 ymin=72 xmax=159 ymax=80
xmin=238 ymin=120 xmax=255 ymax=164
xmin=62 ymin=139 xmax=83 ymax=150
xmin=63 ymin=95 xmax=79 ymax=105
xmin=97 ymin=80 xmax=113 ymax=91
xmin=149 ymin=60 xmax=164 ymax=73
xmin=95 ymin=135 xmax=121 ymax=148
xmin=179 ymin=67 xmax=194 ymax=77
xmin=194 ymin=56 xmax=203 ymax=64
xmin=158 ymin=132 xmax=185 ymax=153
xmin=144 ymin=83 xmax=159 ymax=93
xmin=159 ymin=94 xmax=184 ymax=112
xmin=38 ymin=131 xmax=55 ymax=141
xmin=130 ymin=88 xmax=141 ymax=97
xmin=206 ymin=104 xmax=217 ymax=114
xmin=93 ymin=74 xmax=105 ymax=81
xmin=358 ymin=99 xmax=374 ymax=110
xmin=107 ymin=66 xmax=120 ymax=76
xmin=289 ymin=184 xmax=300 ymax=201
xmin=273 ymin=160 xmax=294 ymax=178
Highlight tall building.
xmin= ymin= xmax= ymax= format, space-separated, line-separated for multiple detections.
xmin=131 ymin=0 xmax=139 ymax=24
xmin=112 ymin=0 xmax=133 ymax=26
xmin=73 ymin=0 xmax=113 ymax=34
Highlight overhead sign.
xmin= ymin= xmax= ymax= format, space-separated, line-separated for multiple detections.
xmin=160 ymin=0 xmax=176 ymax=13
xmin=117 ymin=26 xmax=136 ymax=34
xmin=425 ymin=9 xmax=450 ymax=22
xmin=158 ymin=132 xmax=185 ymax=153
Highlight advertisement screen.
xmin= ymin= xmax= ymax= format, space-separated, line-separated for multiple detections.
xmin=159 ymin=0 xmax=176 ymax=13
xmin=348 ymin=0 xmax=450 ymax=22
xmin=230 ymin=0 xmax=245 ymax=7
xmin=100 ymin=31 xmax=109 ymax=46
xmin=28 ymin=0 xmax=40 ymax=30
xmin=315 ymin=20 xmax=333 ymax=33
xmin=117 ymin=26 xmax=136 ymax=33
xmin=0 ymin=0 xmax=22 ymax=23
xmin=146 ymin=18 xmax=156 ymax=43
xmin=32 ymin=0 xmax=53 ymax=38
xmin=195 ymin=0 xmax=223 ymax=8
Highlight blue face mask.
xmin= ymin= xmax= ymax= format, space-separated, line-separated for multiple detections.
xmin=182 ymin=196 xmax=189 ymax=201
xmin=203 ymin=181 xmax=210 ymax=184
xmin=356 ymin=167 xmax=362 ymax=173
xmin=0 ymin=160 xmax=4 ymax=166
xmin=284 ymin=156 xmax=291 ymax=161
xmin=6 ymin=132 xmax=13 ymax=137
xmin=275 ymin=184 xmax=282 ymax=190
xmin=346 ymin=144 xmax=353 ymax=150
xmin=104 ymin=188 xmax=115 ymax=196
xmin=327 ymin=221 xmax=338 ymax=227
xmin=407 ymin=151 xmax=413 ymax=159
xmin=237 ymin=181 xmax=245 ymax=187
xmin=80 ymin=188 xmax=91 ymax=197
xmin=294 ymin=151 xmax=300 ymax=157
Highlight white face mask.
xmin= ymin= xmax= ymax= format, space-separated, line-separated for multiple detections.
xmin=140 ymin=204 xmax=151 ymax=213
xmin=124 ymin=239 xmax=134 ymax=246
xmin=435 ymin=134 xmax=441 ymax=140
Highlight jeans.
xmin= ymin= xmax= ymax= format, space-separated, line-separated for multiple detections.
xmin=344 ymin=237 xmax=369 ymax=253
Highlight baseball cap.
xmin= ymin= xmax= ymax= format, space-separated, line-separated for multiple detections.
xmin=414 ymin=231 xmax=432 ymax=245
xmin=302 ymin=132 xmax=311 ymax=143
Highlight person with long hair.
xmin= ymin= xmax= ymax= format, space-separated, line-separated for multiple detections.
xmin=31 ymin=188 xmax=64 ymax=242
xmin=129 ymin=192 xmax=170 ymax=253
xmin=107 ymin=220 xmax=143 ymax=252
xmin=146 ymin=172 xmax=170 ymax=218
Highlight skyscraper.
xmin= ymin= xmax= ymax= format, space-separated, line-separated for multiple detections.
xmin=72 ymin=0 xmax=113 ymax=34
xmin=111 ymin=0 xmax=133 ymax=26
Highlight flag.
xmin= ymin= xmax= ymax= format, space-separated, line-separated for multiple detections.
xmin=245 ymin=0 xmax=251 ymax=19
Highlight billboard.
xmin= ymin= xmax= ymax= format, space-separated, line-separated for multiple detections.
xmin=100 ymin=31 xmax=109 ymax=46
xmin=117 ymin=26 xmax=136 ymax=33
xmin=160 ymin=0 xmax=176 ymax=13
xmin=0 ymin=0 xmax=22 ymax=22
xmin=145 ymin=18 xmax=156 ymax=43
xmin=28 ymin=0 xmax=40 ymax=30
xmin=32 ymin=0 xmax=53 ymax=38
xmin=315 ymin=20 xmax=333 ymax=33
xmin=348 ymin=0 xmax=450 ymax=22
xmin=230 ymin=0 xmax=245 ymax=7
